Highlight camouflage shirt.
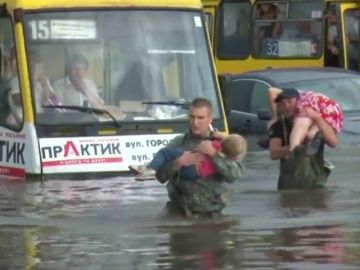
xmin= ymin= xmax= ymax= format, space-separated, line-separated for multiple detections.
xmin=156 ymin=131 xmax=244 ymax=214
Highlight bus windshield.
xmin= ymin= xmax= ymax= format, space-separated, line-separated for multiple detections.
xmin=23 ymin=10 xmax=220 ymax=124
xmin=252 ymin=0 xmax=323 ymax=58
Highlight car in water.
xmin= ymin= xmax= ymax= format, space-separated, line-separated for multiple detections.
xmin=219 ymin=68 xmax=360 ymax=145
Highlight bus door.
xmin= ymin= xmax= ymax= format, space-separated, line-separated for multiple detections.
xmin=340 ymin=2 xmax=359 ymax=71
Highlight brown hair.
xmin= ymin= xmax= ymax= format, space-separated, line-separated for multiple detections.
xmin=190 ymin=97 xmax=213 ymax=113
xmin=66 ymin=54 xmax=89 ymax=72
xmin=221 ymin=134 xmax=247 ymax=158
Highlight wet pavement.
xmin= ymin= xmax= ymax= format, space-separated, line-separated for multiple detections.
xmin=1 ymin=134 xmax=360 ymax=270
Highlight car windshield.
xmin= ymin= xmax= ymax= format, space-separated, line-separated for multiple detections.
xmin=280 ymin=76 xmax=360 ymax=112
xmin=23 ymin=10 xmax=220 ymax=124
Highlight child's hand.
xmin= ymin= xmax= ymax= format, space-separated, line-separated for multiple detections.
xmin=212 ymin=131 xmax=224 ymax=139
xmin=174 ymin=151 xmax=203 ymax=168
xmin=196 ymin=140 xmax=217 ymax=156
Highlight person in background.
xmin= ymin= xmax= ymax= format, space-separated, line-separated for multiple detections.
xmin=325 ymin=5 xmax=339 ymax=67
xmin=253 ymin=3 xmax=282 ymax=54
xmin=267 ymin=88 xmax=338 ymax=190
xmin=268 ymin=87 xmax=342 ymax=153
xmin=6 ymin=47 xmax=22 ymax=124
xmin=28 ymin=51 xmax=61 ymax=113
xmin=53 ymin=54 xmax=103 ymax=107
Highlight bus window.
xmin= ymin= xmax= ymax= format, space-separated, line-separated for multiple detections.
xmin=345 ymin=9 xmax=359 ymax=71
xmin=217 ymin=1 xmax=251 ymax=59
xmin=24 ymin=10 xmax=221 ymax=124
xmin=0 ymin=17 xmax=23 ymax=129
xmin=252 ymin=0 xmax=323 ymax=58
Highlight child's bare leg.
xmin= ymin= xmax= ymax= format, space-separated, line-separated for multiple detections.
xmin=289 ymin=117 xmax=313 ymax=151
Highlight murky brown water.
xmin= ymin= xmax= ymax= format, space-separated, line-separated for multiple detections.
xmin=1 ymin=134 xmax=360 ymax=270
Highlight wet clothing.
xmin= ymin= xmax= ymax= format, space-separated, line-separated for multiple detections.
xmin=156 ymin=131 xmax=243 ymax=214
xmin=269 ymin=118 xmax=331 ymax=190
xmin=296 ymin=90 xmax=343 ymax=133
xmin=149 ymin=140 xmax=222 ymax=180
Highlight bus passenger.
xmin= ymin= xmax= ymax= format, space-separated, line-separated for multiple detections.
xmin=325 ymin=6 xmax=339 ymax=67
xmin=53 ymin=54 xmax=103 ymax=108
xmin=6 ymin=47 xmax=22 ymax=122
xmin=253 ymin=3 xmax=281 ymax=54
xmin=28 ymin=52 xmax=61 ymax=113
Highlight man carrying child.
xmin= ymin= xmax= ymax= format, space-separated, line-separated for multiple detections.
xmin=131 ymin=98 xmax=246 ymax=217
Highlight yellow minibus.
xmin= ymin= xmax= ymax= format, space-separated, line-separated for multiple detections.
xmin=0 ymin=0 xmax=226 ymax=180
xmin=203 ymin=0 xmax=359 ymax=74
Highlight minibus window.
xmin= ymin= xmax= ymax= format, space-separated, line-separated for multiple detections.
xmin=0 ymin=17 xmax=23 ymax=130
xmin=345 ymin=9 xmax=360 ymax=71
xmin=217 ymin=1 xmax=251 ymax=59
xmin=252 ymin=0 xmax=323 ymax=58
xmin=24 ymin=10 xmax=220 ymax=125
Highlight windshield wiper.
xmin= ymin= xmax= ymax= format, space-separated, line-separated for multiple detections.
xmin=142 ymin=100 xmax=189 ymax=109
xmin=43 ymin=105 xmax=121 ymax=127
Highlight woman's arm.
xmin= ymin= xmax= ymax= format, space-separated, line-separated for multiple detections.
xmin=267 ymin=87 xmax=282 ymax=129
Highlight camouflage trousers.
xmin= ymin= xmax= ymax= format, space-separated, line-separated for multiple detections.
xmin=166 ymin=179 xmax=227 ymax=215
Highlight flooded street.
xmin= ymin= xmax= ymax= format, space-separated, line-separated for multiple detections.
xmin=1 ymin=134 xmax=360 ymax=270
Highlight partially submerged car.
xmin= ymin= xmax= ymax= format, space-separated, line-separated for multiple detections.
xmin=219 ymin=68 xmax=360 ymax=138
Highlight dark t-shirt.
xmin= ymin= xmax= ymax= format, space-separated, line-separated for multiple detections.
xmin=268 ymin=118 xmax=329 ymax=190
xmin=268 ymin=118 xmax=293 ymax=146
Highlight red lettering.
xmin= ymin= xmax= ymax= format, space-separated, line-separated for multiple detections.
xmin=64 ymin=141 xmax=80 ymax=157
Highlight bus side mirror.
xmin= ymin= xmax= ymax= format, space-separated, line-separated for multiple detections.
xmin=257 ymin=109 xmax=271 ymax=121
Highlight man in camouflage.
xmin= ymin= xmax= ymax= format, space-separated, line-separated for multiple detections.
xmin=156 ymin=98 xmax=243 ymax=216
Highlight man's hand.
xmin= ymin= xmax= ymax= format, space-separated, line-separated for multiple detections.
xmin=173 ymin=151 xmax=204 ymax=169
xmin=298 ymin=107 xmax=321 ymax=121
xmin=72 ymin=78 xmax=88 ymax=94
xmin=196 ymin=140 xmax=217 ymax=156
xmin=329 ymin=45 xmax=339 ymax=55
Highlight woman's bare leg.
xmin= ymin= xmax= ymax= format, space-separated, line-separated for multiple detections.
xmin=289 ymin=117 xmax=313 ymax=151
xmin=306 ymin=124 xmax=320 ymax=141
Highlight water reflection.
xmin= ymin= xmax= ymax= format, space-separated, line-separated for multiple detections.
xmin=0 ymin=143 xmax=360 ymax=269
xmin=156 ymin=219 xmax=241 ymax=270
xmin=270 ymin=225 xmax=346 ymax=265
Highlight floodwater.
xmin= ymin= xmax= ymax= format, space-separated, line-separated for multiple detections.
xmin=1 ymin=134 xmax=360 ymax=270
